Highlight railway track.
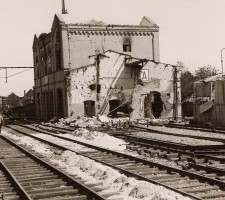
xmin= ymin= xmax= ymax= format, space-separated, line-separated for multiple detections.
xmin=4 ymin=123 xmax=225 ymax=200
xmin=0 ymin=134 xmax=109 ymax=200
xmin=31 ymin=122 xmax=225 ymax=165
xmin=165 ymin=123 xmax=225 ymax=134
xmin=130 ymin=124 xmax=225 ymax=144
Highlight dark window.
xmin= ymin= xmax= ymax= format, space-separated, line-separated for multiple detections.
xmin=35 ymin=56 xmax=38 ymax=64
xmin=123 ymin=44 xmax=131 ymax=52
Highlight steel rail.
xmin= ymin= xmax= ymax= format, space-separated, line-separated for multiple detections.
xmin=0 ymin=160 xmax=33 ymax=200
xmin=0 ymin=134 xmax=107 ymax=200
xmin=6 ymin=124 xmax=225 ymax=199
xmin=130 ymin=124 xmax=225 ymax=148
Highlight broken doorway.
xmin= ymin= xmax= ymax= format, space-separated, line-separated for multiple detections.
xmin=109 ymin=99 xmax=120 ymax=117
xmin=84 ymin=100 xmax=95 ymax=117
xmin=144 ymin=91 xmax=164 ymax=119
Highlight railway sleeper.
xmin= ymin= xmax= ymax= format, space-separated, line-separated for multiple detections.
xmin=0 ymin=186 xmax=15 ymax=193
xmin=156 ymin=176 xmax=190 ymax=183
xmin=1 ymin=196 xmax=20 ymax=200
xmin=182 ymin=185 xmax=219 ymax=193
xmin=18 ymin=175 xmax=59 ymax=183
xmin=110 ymin=160 xmax=136 ymax=165
xmin=28 ymin=185 xmax=75 ymax=195
xmin=98 ymin=157 xmax=131 ymax=162
xmin=35 ymin=195 xmax=87 ymax=200
xmin=197 ymin=190 xmax=225 ymax=199
xmin=0 ymin=176 xmax=9 ymax=181
xmin=30 ymin=188 xmax=80 ymax=200
xmin=88 ymin=155 xmax=116 ymax=159
xmin=129 ymin=168 xmax=167 ymax=174
xmin=9 ymin=167 xmax=47 ymax=173
xmin=1 ymin=191 xmax=18 ymax=197
xmin=5 ymin=164 xmax=42 ymax=171
xmin=3 ymin=158 xmax=37 ymax=163
xmin=21 ymin=179 xmax=66 ymax=187
xmin=172 ymin=182 xmax=207 ymax=189
xmin=24 ymin=182 xmax=67 ymax=191
xmin=0 ymin=181 xmax=15 ymax=187
xmin=15 ymin=172 xmax=55 ymax=179
xmin=4 ymin=161 xmax=40 ymax=169
xmin=10 ymin=169 xmax=51 ymax=176
xmin=146 ymin=173 xmax=181 ymax=180
xmin=120 ymin=164 xmax=150 ymax=170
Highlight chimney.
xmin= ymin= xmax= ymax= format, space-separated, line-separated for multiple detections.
xmin=24 ymin=90 xmax=26 ymax=96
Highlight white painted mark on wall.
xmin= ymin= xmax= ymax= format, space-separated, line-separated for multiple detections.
xmin=140 ymin=69 xmax=149 ymax=82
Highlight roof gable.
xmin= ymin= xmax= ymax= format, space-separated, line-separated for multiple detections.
xmin=51 ymin=14 xmax=65 ymax=33
xmin=140 ymin=16 xmax=159 ymax=28
xmin=32 ymin=34 xmax=38 ymax=50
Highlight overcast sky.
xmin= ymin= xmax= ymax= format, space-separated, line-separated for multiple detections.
xmin=1 ymin=0 xmax=225 ymax=96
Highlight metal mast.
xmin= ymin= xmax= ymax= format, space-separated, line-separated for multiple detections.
xmin=61 ymin=0 xmax=68 ymax=14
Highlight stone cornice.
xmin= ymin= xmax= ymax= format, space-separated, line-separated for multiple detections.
xmin=64 ymin=30 xmax=158 ymax=36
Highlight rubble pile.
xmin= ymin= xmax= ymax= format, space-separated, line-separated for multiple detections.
xmin=64 ymin=128 xmax=127 ymax=151
xmin=46 ymin=115 xmax=131 ymax=130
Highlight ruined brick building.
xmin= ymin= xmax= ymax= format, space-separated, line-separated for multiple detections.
xmin=33 ymin=14 xmax=181 ymax=120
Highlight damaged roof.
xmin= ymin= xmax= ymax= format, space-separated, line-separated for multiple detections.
xmin=55 ymin=14 xmax=159 ymax=28
xmin=196 ymin=73 xmax=225 ymax=83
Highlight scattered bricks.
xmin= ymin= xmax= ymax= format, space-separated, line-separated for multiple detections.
xmin=168 ymin=157 xmax=179 ymax=161
xmin=127 ymin=145 xmax=139 ymax=151
xmin=187 ymin=157 xmax=205 ymax=164
xmin=179 ymin=155 xmax=190 ymax=161
xmin=137 ymin=148 xmax=145 ymax=155
xmin=158 ymin=151 xmax=167 ymax=157
xmin=194 ymin=159 xmax=206 ymax=164
xmin=146 ymin=149 xmax=160 ymax=156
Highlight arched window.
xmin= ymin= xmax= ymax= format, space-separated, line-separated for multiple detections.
xmin=47 ymin=46 xmax=52 ymax=73
xmin=123 ymin=38 xmax=131 ymax=52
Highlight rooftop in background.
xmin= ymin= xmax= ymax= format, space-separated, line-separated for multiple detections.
xmin=197 ymin=73 xmax=225 ymax=83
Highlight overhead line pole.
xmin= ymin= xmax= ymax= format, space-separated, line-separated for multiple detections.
xmin=0 ymin=67 xmax=34 ymax=83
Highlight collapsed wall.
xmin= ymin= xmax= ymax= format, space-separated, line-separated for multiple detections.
xmin=68 ymin=51 xmax=134 ymax=117
xmin=68 ymin=51 xmax=181 ymax=119
xmin=130 ymin=63 xmax=178 ymax=119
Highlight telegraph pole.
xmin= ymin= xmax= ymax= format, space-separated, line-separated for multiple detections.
xmin=0 ymin=67 xmax=33 ymax=83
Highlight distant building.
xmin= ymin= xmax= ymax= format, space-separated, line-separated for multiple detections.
xmin=5 ymin=93 xmax=21 ymax=108
xmin=33 ymin=14 xmax=181 ymax=120
xmin=5 ymin=90 xmax=35 ymax=119
xmin=193 ymin=74 xmax=225 ymax=127
xmin=0 ymin=96 xmax=6 ymax=113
